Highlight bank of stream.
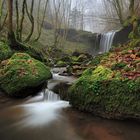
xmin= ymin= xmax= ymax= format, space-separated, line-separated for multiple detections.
xmin=0 ymin=68 xmax=139 ymax=140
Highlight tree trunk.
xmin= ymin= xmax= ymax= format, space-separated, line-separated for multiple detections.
xmin=7 ymin=0 xmax=26 ymax=50
xmin=129 ymin=0 xmax=140 ymax=38
xmin=7 ymin=0 xmax=17 ymax=49
xmin=129 ymin=0 xmax=135 ymax=17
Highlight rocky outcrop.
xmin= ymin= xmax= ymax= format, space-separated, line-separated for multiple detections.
xmin=113 ymin=25 xmax=132 ymax=46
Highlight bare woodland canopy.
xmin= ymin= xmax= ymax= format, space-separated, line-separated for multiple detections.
xmin=0 ymin=0 xmax=139 ymax=45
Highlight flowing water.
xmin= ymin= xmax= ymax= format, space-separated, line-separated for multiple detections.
xmin=99 ymin=31 xmax=116 ymax=53
xmin=0 ymin=71 xmax=140 ymax=140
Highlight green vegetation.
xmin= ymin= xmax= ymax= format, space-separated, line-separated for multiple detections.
xmin=0 ymin=42 xmax=13 ymax=61
xmin=69 ymin=41 xmax=140 ymax=120
xmin=70 ymin=66 xmax=140 ymax=119
xmin=111 ymin=62 xmax=126 ymax=70
xmin=0 ymin=53 xmax=52 ymax=96
xmin=56 ymin=60 xmax=67 ymax=67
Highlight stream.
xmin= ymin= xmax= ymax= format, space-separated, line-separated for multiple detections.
xmin=0 ymin=68 xmax=140 ymax=140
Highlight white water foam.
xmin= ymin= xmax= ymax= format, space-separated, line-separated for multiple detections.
xmin=17 ymin=90 xmax=69 ymax=127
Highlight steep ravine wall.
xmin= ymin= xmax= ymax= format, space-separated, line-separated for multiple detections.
xmin=113 ymin=25 xmax=132 ymax=46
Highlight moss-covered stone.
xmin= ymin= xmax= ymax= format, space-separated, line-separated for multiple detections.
xmin=69 ymin=65 xmax=140 ymax=120
xmin=56 ymin=60 xmax=67 ymax=67
xmin=0 ymin=53 xmax=52 ymax=97
xmin=90 ymin=53 xmax=109 ymax=66
xmin=0 ymin=42 xmax=13 ymax=61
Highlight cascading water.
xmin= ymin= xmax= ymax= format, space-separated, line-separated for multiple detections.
xmin=99 ymin=30 xmax=116 ymax=53
xmin=15 ymin=73 xmax=70 ymax=127
xmin=44 ymin=89 xmax=60 ymax=101
xmin=18 ymin=90 xmax=69 ymax=127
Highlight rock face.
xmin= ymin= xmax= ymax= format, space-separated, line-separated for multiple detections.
xmin=0 ymin=42 xmax=13 ymax=61
xmin=52 ymin=82 xmax=72 ymax=101
xmin=69 ymin=44 xmax=140 ymax=120
xmin=113 ymin=25 xmax=132 ymax=46
xmin=0 ymin=53 xmax=52 ymax=97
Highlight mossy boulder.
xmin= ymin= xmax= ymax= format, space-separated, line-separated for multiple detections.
xmin=0 ymin=53 xmax=52 ymax=97
xmin=69 ymin=65 xmax=140 ymax=120
xmin=56 ymin=60 xmax=68 ymax=67
xmin=0 ymin=42 xmax=13 ymax=61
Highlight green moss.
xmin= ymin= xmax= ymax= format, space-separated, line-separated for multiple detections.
xmin=111 ymin=62 xmax=126 ymax=70
xmin=124 ymin=66 xmax=135 ymax=72
xmin=11 ymin=53 xmax=31 ymax=60
xmin=91 ymin=66 xmax=113 ymax=81
xmin=129 ymin=39 xmax=140 ymax=48
xmin=69 ymin=65 xmax=140 ymax=119
xmin=82 ymin=68 xmax=93 ymax=76
xmin=0 ymin=53 xmax=52 ymax=95
xmin=71 ymin=54 xmax=88 ymax=63
xmin=91 ymin=53 xmax=109 ymax=66
xmin=77 ymin=54 xmax=87 ymax=62
xmin=56 ymin=60 xmax=67 ymax=67
xmin=0 ymin=42 xmax=13 ymax=61
xmin=72 ymin=56 xmax=79 ymax=62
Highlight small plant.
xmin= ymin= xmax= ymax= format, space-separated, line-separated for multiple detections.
xmin=111 ymin=62 xmax=126 ymax=70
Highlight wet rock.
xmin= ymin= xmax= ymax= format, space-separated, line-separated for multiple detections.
xmin=52 ymin=82 xmax=72 ymax=100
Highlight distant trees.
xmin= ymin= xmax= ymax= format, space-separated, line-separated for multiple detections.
xmin=0 ymin=0 xmax=50 ymax=48
xmin=0 ymin=0 xmax=74 ymax=49
xmin=1 ymin=0 xmax=140 ymax=48
xmin=128 ymin=0 xmax=140 ymax=38
xmin=107 ymin=0 xmax=140 ymax=38
xmin=104 ymin=0 xmax=140 ymax=24
xmin=47 ymin=0 xmax=72 ymax=47
xmin=0 ymin=0 xmax=7 ymax=33
xmin=102 ymin=0 xmax=129 ymax=26
xmin=15 ymin=0 xmax=36 ymax=42
xmin=69 ymin=0 xmax=85 ymax=30
xmin=35 ymin=0 xmax=49 ymax=41
xmin=70 ymin=7 xmax=84 ymax=30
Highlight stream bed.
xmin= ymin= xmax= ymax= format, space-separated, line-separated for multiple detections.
xmin=0 ymin=69 xmax=140 ymax=140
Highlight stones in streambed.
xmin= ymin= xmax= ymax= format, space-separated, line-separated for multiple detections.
xmin=54 ymin=52 xmax=93 ymax=77
xmin=0 ymin=53 xmax=52 ymax=97
xmin=69 ymin=65 xmax=140 ymax=120
xmin=52 ymin=82 xmax=72 ymax=101
xmin=0 ymin=42 xmax=13 ymax=61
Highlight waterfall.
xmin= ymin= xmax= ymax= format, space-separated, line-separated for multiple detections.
xmin=44 ymin=89 xmax=60 ymax=101
xmin=99 ymin=31 xmax=116 ymax=53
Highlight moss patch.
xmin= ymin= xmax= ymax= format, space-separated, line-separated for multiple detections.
xmin=0 ymin=53 xmax=52 ymax=96
xmin=0 ymin=42 xmax=13 ymax=61
xmin=69 ymin=66 xmax=140 ymax=119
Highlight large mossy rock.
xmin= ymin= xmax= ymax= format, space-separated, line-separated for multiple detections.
xmin=69 ymin=66 xmax=140 ymax=120
xmin=0 ymin=42 xmax=13 ymax=61
xmin=0 ymin=53 xmax=52 ymax=97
